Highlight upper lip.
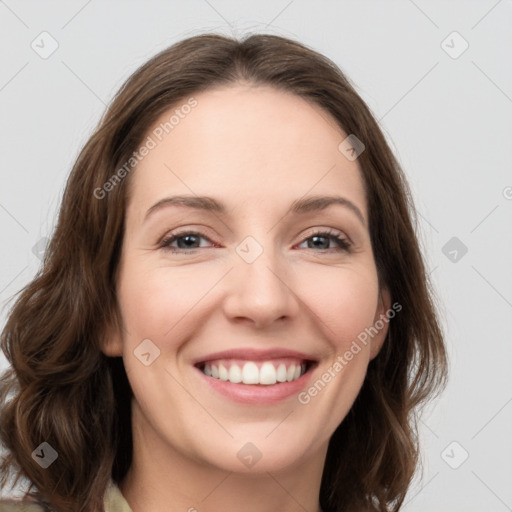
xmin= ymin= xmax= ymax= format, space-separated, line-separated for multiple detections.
xmin=192 ymin=348 xmax=318 ymax=366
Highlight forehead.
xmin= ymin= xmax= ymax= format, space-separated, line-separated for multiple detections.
xmin=126 ymin=85 xmax=367 ymax=221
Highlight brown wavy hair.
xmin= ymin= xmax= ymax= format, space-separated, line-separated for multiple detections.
xmin=0 ymin=32 xmax=448 ymax=512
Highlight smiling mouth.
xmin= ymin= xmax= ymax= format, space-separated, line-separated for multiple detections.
xmin=194 ymin=358 xmax=316 ymax=386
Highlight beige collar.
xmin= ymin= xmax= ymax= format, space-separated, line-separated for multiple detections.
xmin=104 ymin=480 xmax=133 ymax=512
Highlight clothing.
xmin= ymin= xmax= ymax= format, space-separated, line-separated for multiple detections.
xmin=0 ymin=479 xmax=133 ymax=512
xmin=102 ymin=480 xmax=133 ymax=512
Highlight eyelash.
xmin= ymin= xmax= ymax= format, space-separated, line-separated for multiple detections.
xmin=159 ymin=229 xmax=351 ymax=254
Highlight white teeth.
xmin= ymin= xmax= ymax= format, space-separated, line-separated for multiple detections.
xmin=218 ymin=363 xmax=229 ymax=381
xmin=259 ymin=362 xmax=277 ymax=385
xmin=276 ymin=363 xmax=287 ymax=382
xmin=201 ymin=360 xmax=308 ymax=385
xmin=242 ymin=362 xmax=259 ymax=384
xmin=229 ymin=364 xmax=242 ymax=383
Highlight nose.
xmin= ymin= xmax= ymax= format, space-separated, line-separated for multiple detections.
xmin=222 ymin=242 xmax=300 ymax=329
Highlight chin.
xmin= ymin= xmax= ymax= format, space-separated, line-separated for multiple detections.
xmin=191 ymin=432 xmax=319 ymax=475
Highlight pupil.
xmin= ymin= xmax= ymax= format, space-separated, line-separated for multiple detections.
xmin=310 ymin=235 xmax=328 ymax=249
xmin=179 ymin=235 xmax=198 ymax=249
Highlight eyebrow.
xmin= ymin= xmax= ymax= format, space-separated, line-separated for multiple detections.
xmin=144 ymin=194 xmax=366 ymax=226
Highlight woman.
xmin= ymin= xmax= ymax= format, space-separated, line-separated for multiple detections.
xmin=0 ymin=32 xmax=448 ymax=512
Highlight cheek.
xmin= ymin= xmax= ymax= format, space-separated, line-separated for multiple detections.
xmin=296 ymin=268 xmax=379 ymax=424
xmin=117 ymin=262 xmax=217 ymax=343
xmin=304 ymin=265 xmax=380 ymax=348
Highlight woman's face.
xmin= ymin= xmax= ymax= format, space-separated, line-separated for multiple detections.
xmin=103 ymin=84 xmax=390 ymax=474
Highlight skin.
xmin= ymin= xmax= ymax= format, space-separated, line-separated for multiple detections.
xmin=101 ymin=84 xmax=390 ymax=512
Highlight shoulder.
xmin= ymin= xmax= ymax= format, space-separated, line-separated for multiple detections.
xmin=0 ymin=500 xmax=47 ymax=512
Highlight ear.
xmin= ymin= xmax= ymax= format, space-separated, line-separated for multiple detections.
xmin=369 ymin=287 xmax=392 ymax=360
xmin=99 ymin=315 xmax=124 ymax=357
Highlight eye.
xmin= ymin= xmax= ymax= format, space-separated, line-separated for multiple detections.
xmin=159 ymin=228 xmax=351 ymax=254
xmin=297 ymin=229 xmax=351 ymax=252
xmin=159 ymin=231 xmax=215 ymax=252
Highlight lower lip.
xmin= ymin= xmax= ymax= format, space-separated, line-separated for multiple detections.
xmin=194 ymin=364 xmax=316 ymax=405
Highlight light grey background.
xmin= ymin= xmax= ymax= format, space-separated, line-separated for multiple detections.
xmin=1 ymin=0 xmax=511 ymax=510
